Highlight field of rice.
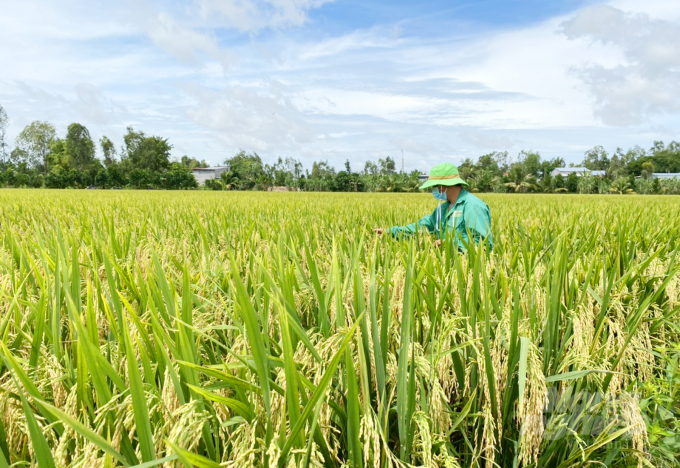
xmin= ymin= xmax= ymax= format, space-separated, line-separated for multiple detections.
xmin=0 ymin=189 xmax=678 ymax=468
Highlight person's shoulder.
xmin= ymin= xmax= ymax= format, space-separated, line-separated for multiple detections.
xmin=463 ymin=191 xmax=490 ymax=209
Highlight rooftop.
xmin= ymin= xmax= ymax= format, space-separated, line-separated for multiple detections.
xmin=192 ymin=166 xmax=230 ymax=172
xmin=553 ymin=167 xmax=589 ymax=172
xmin=552 ymin=167 xmax=606 ymax=177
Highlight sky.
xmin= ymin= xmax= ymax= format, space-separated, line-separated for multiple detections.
xmin=1 ymin=0 xmax=679 ymax=172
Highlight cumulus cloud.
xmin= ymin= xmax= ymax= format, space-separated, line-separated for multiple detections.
xmin=16 ymin=82 xmax=127 ymax=126
xmin=185 ymin=81 xmax=316 ymax=151
xmin=458 ymin=130 xmax=516 ymax=150
xmin=147 ymin=13 xmax=218 ymax=63
xmin=2 ymin=0 xmax=680 ymax=169
xmin=144 ymin=12 xmax=236 ymax=68
xmin=194 ymin=0 xmax=333 ymax=31
xmin=140 ymin=0 xmax=332 ymax=69
xmin=560 ymin=5 xmax=680 ymax=125
xmin=16 ymin=82 xmax=68 ymax=106
xmin=73 ymin=83 xmax=127 ymax=124
xmin=297 ymin=27 xmax=399 ymax=61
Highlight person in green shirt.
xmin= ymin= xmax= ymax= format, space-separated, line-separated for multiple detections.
xmin=375 ymin=162 xmax=493 ymax=251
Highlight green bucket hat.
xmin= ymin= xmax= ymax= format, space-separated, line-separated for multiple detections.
xmin=419 ymin=162 xmax=468 ymax=190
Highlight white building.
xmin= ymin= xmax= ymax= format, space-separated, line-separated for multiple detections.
xmin=651 ymin=173 xmax=680 ymax=180
xmin=551 ymin=167 xmax=606 ymax=177
xmin=192 ymin=166 xmax=230 ymax=185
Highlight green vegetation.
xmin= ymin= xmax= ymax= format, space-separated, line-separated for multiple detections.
xmin=0 ymin=117 xmax=199 ymax=190
xmin=1 ymin=106 xmax=680 ymax=192
xmin=0 ymin=190 xmax=678 ymax=467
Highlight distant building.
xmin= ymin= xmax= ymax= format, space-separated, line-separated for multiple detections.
xmin=651 ymin=173 xmax=680 ymax=180
xmin=551 ymin=167 xmax=606 ymax=177
xmin=418 ymin=173 xmax=429 ymax=181
xmin=192 ymin=166 xmax=230 ymax=185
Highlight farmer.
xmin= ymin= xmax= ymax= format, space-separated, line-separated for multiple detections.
xmin=375 ymin=162 xmax=493 ymax=251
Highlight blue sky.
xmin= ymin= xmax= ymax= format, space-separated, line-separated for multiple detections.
xmin=1 ymin=0 xmax=679 ymax=172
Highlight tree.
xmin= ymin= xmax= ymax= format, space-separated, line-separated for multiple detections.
xmin=504 ymin=161 xmax=538 ymax=192
xmin=128 ymin=169 xmax=161 ymax=189
xmin=471 ymin=168 xmax=495 ymax=192
xmin=224 ymin=151 xmax=265 ymax=190
xmin=0 ymin=104 xmax=9 ymax=164
xmin=10 ymin=148 xmax=28 ymax=165
xmin=648 ymin=141 xmax=680 ymax=173
xmin=566 ymin=172 xmax=578 ymax=193
xmin=65 ymin=123 xmax=96 ymax=171
xmin=100 ymin=136 xmax=117 ymax=168
xmin=596 ymin=177 xmax=610 ymax=194
xmin=477 ymin=151 xmax=507 ymax=177
xmin=105 ymin=165 xmax=128 ymax=187
xmin=577 ymin=174 xmax=596 ymax=194
xmin=310 ymin=160 xmax=335 ymax=179
xmin=180 ymin=155 xmax=207 ymax=169
xmin=458 ymin=158 xmax=475 ymax=180
xmin=16 ymin=121 xmax=56 ymax=172
xmin=163 ymin=163 xmax=198 ymax=190
xmin=63 ymin=123 xmax=100 ymax=185
xmin=271 ymin=157 xmax=292 ymax=187
xmin=608 ymin=148 xmax=628 ymax=179
xmin=540 ymin=157 xmax=565 ymax=180
xmin=332 ymin=171 xmax=354 ymax=192
xmin=518 ymin=150 xmax=541 ymax=178
xmin=364 ymin=161 xmax=379 ymax=176
xmin=48 ymin=139 xmax=71 ymax=171
xmin=123 ymin=126 xmax=172 ymax=172
xmin=650 ymin=140 xmax=665 ymax=154
xmin=583 ymin=146 xmax=610 ymax=171
xmin=378 ymin=156 xmax=395 ymax=175
xmin=507 ymin=162 xmax=528 ymax=190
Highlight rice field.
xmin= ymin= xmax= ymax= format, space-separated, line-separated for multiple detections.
xmin=0 ymin=189 xmax=678 ymax=468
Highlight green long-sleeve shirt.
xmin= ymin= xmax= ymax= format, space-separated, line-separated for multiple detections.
xmin=389 ymin=189 xmax=493 ymax=251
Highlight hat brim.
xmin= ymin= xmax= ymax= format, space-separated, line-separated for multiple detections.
xmin=420 ymin=177 xmax=468 ymax=190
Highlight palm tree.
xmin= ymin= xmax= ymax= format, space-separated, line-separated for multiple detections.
xmin=505 ymin=175 xmax=538 ymax=193
xmin=577 ymin=175 xmax=596 ymax=194
xmin=609 ymin=177 xmax=629 ymax=194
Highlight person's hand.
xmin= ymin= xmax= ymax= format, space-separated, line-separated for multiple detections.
xmin=374 ymin=228 xmax=385 ymax=235
xmin=434 ymin=239 xmax=442 ymax=247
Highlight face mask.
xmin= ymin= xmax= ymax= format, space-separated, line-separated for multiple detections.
xmin=433 ymin=188 xmax=448 ymax=233
xmin=432 ymin=188 xmax=448 ymax=201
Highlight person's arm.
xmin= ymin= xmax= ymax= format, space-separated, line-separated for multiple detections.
xmin=389 ymin=211 xmax=435 ymax=238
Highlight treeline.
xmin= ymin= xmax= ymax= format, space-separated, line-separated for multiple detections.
xmin=0 ymin=105 xmax=203 ymax=189
xmin=207 ymin=145 xmax=680 ymax=195
xmin=455 ymin=144 xmax=680 ymax=194
xmin=1 ymin=104 xmax=679 ymax=193
xmin=212 ymin=152 xmax=423 ymax=192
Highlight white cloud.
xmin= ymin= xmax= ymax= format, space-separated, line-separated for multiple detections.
xmin=73 ymin=83 xmax=127 ymax=125
xmin=147 ymin=13 xmax=220 ymax=64
xmin=144 ymin=12 xmax=237 ymax=68
xmin=610 ymin=0 xmax=680 ymax=21
xmin=458 ymin=131 xmax=516 ymax=150
xmin=194 ymin=0 xmax=333 ymax=31
xmin=185 ymin=81 xmax=316 ymax=152
xmin=1 ymin=0 xmax=679 ymax=171
xmin=297 ymin=28 xmax=399 ymax=61
xmin=559 ymin=5 xmax=680 ymax=125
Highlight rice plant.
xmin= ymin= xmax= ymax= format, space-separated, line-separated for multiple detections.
xmin=0 ymin=189 xmax=678 ymax=467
